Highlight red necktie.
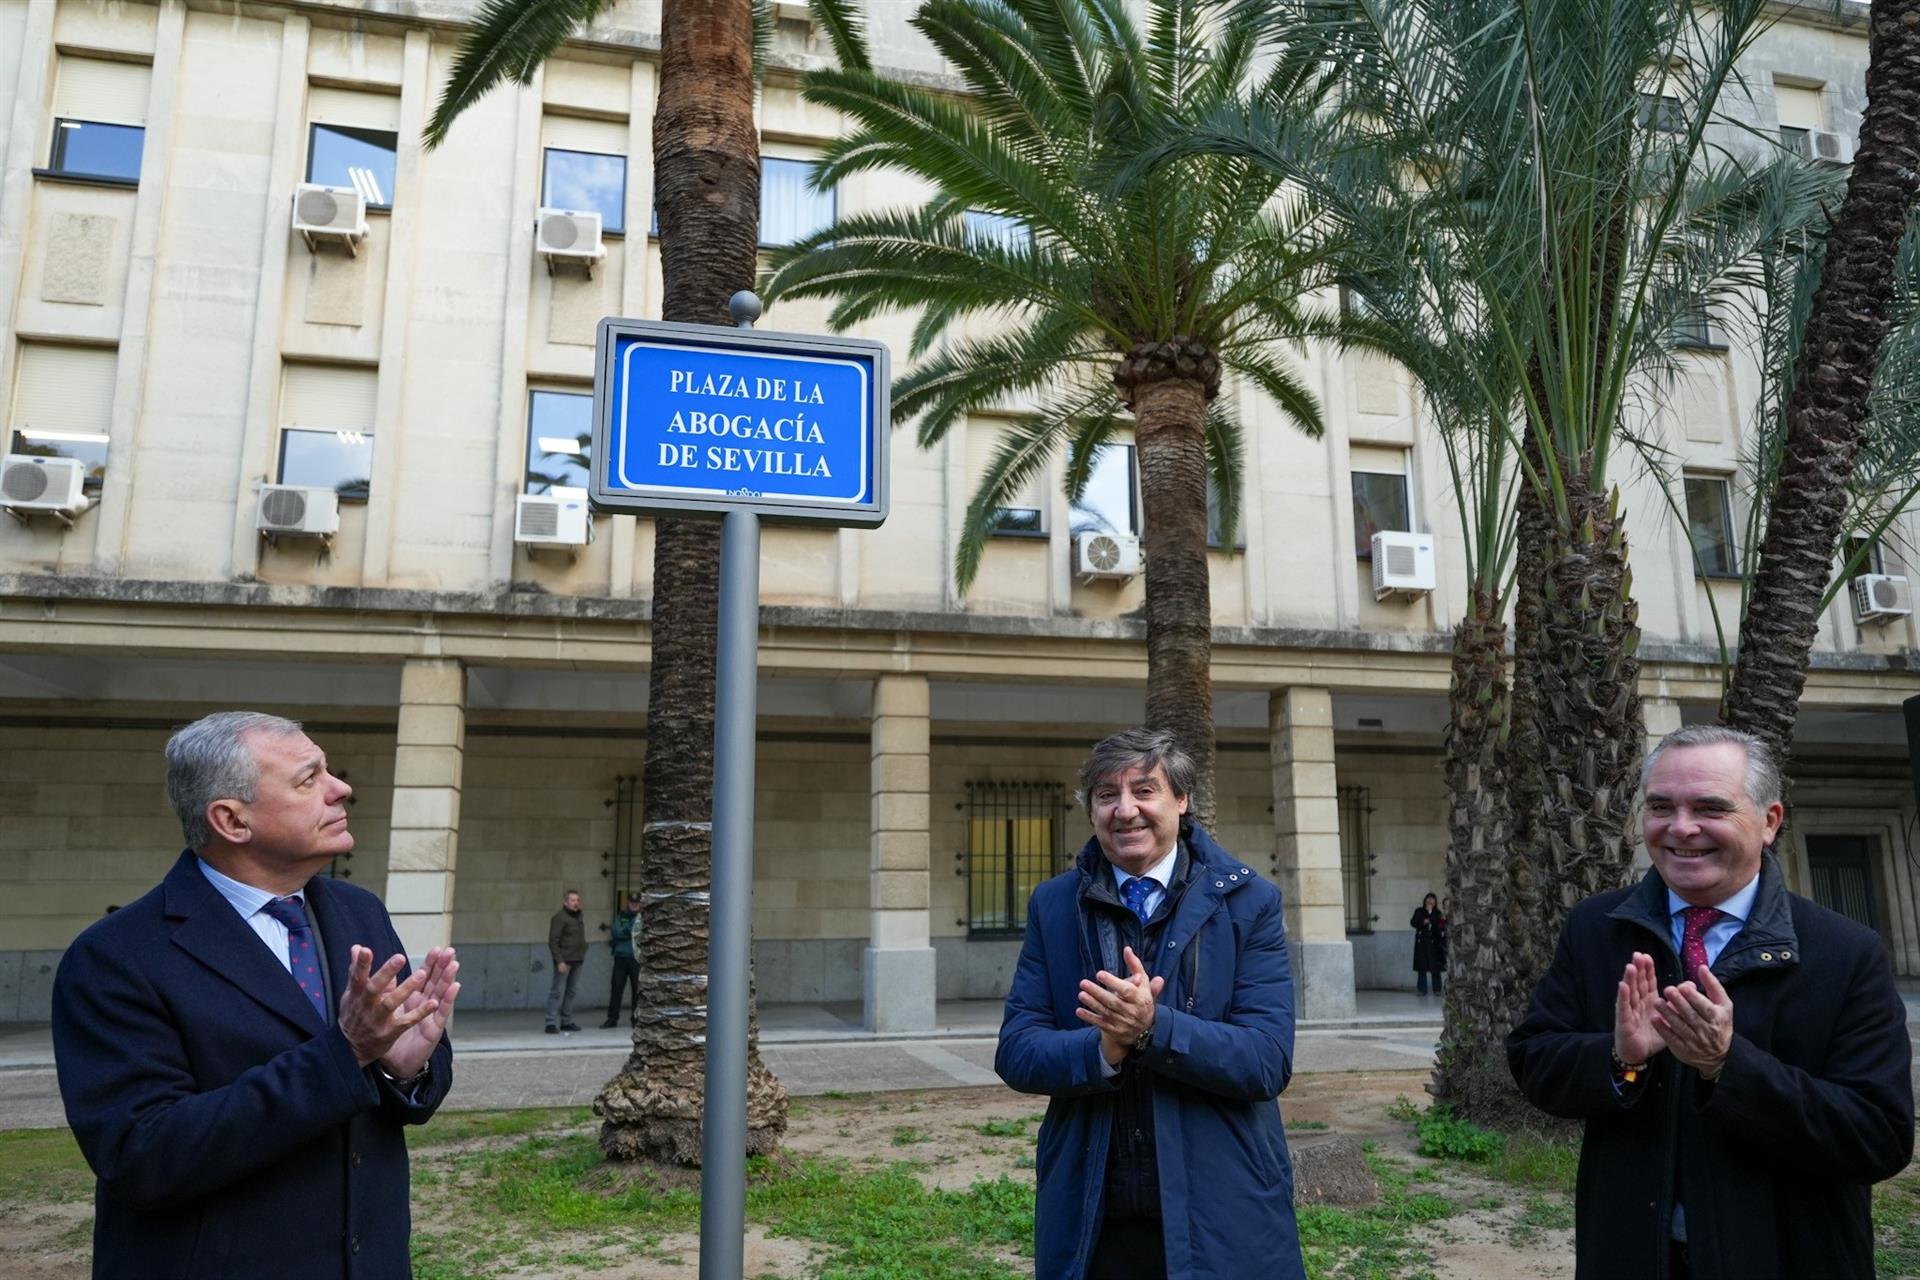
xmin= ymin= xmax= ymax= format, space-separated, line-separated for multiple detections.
xmin=1680 ymin=905 xmax=1724 ymax=980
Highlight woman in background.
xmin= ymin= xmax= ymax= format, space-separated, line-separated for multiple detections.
xmin=1410 ymin=893 xmax=1447 ymax=996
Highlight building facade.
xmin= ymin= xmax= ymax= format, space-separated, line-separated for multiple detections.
xmin=2 ymin=0 xmax=1914 ymax=1027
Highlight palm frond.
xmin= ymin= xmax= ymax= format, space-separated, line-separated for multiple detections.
xmin=425 ymin=0 xmax=610 ymax=149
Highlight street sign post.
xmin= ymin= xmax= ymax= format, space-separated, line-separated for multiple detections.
xmin=591 ymin=298 xmax=887 ymax=1280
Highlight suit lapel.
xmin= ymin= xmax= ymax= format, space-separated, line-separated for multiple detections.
xmin=163 ymin=852 xmax=327 ymax=1036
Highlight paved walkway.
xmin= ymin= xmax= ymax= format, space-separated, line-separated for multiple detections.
xmin=0 ymin=992 xmax=1449 ymax=1130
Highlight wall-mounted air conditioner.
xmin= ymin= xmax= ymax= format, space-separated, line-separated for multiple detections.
xmin=256 ymin=484 xmax=340 ymax=538
xmin=1371 ymin=530 xmax=1436 ymax=600
xmin=535 ymin=208 xmax=606 ymax=275
xmin=1074 ymin=530 xmax=1141 ymax=581
xmin=1851 ymin=573 xmax=1913 ymax=625
xmin=1790 ymin=128 xmax=1855 ymax=167
xmin=292 ymin=183 xmax=369 ymax=253
xmin=1 ymin=455 xmax=89 ymax=517
xmin=515 ymin=493 xmax=591 ymax=548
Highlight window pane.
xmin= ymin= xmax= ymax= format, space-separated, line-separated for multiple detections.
xmin=1206 ymin=476 xmax=1240 ymax=548
xmin=963 ymin=210 xmax=1030 ymax=253
xmin=1684 ymin=476 xmax=1737 ymax=576
xmin=1069 ymin=444 xmax=1136 ymax=536
xmin=1351 ymin=470 xmax=1410 ymax=557
xmin=308 ymin=124 xmax=397 ymax=208
xmin=1846 ymin=535 xmax=1882 ymax=580
xmin=525 ymin=391 xmax=593 ymax=496
xmin=9 ymin=429 xmax=109 ymax=490
xmin=1637 ymin=93 xmax=1684 ymax=133
xmin=280 ymin=428 xmax=373 ymax=498
xmin=543 ymin=149 xmax=626 ymax=234
xmin=49 ymin=120 xmax=144 ymax=181
xmin=760 ymin=157 xmax=835 ymax=247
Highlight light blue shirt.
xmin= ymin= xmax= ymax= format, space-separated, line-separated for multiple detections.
xmin=196 ymin=858 xmax=299 ymax=974
xmin=1109 ymin=845 xmax=1179 ymax=921
xmin=1666 ymin=874 xmax=1759 ymax=972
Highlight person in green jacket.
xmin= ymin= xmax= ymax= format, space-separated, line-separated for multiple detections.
xmin=599 ymin=890 xmax=642 ymax=1028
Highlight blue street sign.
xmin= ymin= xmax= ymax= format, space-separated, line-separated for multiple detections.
xmin=589 ymin=317 xmax=889 ymax=526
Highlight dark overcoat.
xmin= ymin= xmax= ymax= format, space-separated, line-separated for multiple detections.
xmin=995 ymin=822 xmax=1304 ymax=1280
xmin=1506 ymin=855 xmax=1912 ymax=1280
xmin=52 ymin=851 xmax=455 ymax=1279
xmin=1410 ymin=907 xmax=1447 ymax=973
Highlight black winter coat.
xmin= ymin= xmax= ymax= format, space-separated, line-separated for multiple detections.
xmin=1410 ymin=907 xmax=1447 ymax=973
xmin=1507 ymin=856 xmax=1912 ymax=1280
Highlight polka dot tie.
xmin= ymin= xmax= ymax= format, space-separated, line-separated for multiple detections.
xmin=263 ymin=895 xmax=328 ymax=1021
xmin=1680 ymin=905 xmax=1725 ymax=982
xmin=1121 ymin=876 xmax=1156 ymax=926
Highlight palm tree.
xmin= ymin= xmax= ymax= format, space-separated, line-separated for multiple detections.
xmin=424 ymin=0 xmax=882 ymax=1165
xmin=1723 ymin=0 xmax=1920 ymax=763
xmin=762 ymin=0 xmax=1344 ymax=826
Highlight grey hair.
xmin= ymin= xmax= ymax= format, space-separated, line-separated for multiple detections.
xmin=165 ymin=711 xmax=306 ymax=850
xmin=1077 ymin=727 xmax=1197 ymax=812
xmin=1639 ymin=724 xmax=1782 ymax=810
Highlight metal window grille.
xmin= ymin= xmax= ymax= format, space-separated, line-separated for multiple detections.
xmin=964 ymin=781 xmax=1066 ymax=937
xmin=605 ymin=774 xmax=640 ymax=910
xmin=1338 ymin=784 xmax=1375 ymax=933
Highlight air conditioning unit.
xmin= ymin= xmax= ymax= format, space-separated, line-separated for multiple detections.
xmin=0 ymin=455 xmax=88 ymax=515
xmin=1372 ymin=530 xmax=1436 ymax=599
xmin=256 ymin=484 xmax=339 ymax=537
xmin=1851 ymin=573 xmax=1913 ymax=624
xmin=1790 ymin=128 xmax=1855 ymax=167
xmin=1074 ymin=530 xmax=1141 ymax=580
xmin=535 ymin=208 xmax=606 ymax=274
xmin=515 ymin=493 xmax=591 ymax=547
xmin=292 ymin=183 xmax=369 ymax=252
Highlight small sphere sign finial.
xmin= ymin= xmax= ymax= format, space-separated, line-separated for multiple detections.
xmin=729 ymin=291 xmax=763 ymax=329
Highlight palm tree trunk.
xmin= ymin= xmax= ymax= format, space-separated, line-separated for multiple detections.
xmin=595 ymin=0 xmax=788 ymax=1165
xmin=1127 ymin=353 xmax=1217 ymax=828
xmin=1430 ymin=591 xmax=1529 ymax=1125
xmin=1503 ymin=430 xmax=1552 ymax=1001
xmin=1531 ymin=475 xmax=1645 ymax=921
xmin=1723 ymin=0 xmax=1920 ymax=762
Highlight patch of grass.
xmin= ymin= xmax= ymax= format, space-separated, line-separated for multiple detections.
xmin=1385 ymin=1094 xmax=1423 ymax=1123
xmin=1297 ymin=1146 xmax=1453 ymax=1279
xmin=1488 ymin=1133 xmax=1580 ymax=1196
xmin=752 ymin=1158 xmax=1032 ymax=1278
xmin=890 ymin=1125 xmax=933 ymax=1146
xmin=410 ymin=1106 xmax=594 ymax=1148
xmin=1875 ymin=1161 xmax=1920 ymax=1276
xmin=820 ymin=1089 xmax=853 ymax=1100
xmin=974 ymin=1117 xmax=1029 ymax=1138
xmin=0 ymin=1129 xmax=93 ymax=1208
xmin=1288 ymin=1118 xmax=1331 ymax=1131
xmin=1412 ymin=1105 xmax=1503 ymax=1162
xmin=1506 ymin=1192 xmax=1574 ymax=1248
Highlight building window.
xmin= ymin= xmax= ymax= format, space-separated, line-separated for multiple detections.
xmin=279 ymin=364 xmax=376 ymax=498
xmin=1338 ymin=784 xmax=1374 ymax=934
xmin=543 ymin=148 xmax=627 ymax=235
xmin=1774 ymin=79 xmax=1826 ymax=148
xmin=965 ymin=419 xmax=1045 ymax=535
xmin=8 ymin=344 xmax=117 ymax=490
xmin=760 ymin=155 xmax=835 ymax=247
xmin=966 ymin=781 xmax=1066 ymax=936
xmin=1684 ymin=474 xmax=1738 ymax=577
xmin=1206 ymin=476 xmax=1244 ymax=549
xmin=1674 ymin=299 xmax=1720 ymax=349
xmin=525 ymin=389 xmax=593 ymax=497
xmin=1636 ymin=92 xmax=1684 ymax=134
xmin=1069 ymin=443 xmax=1138 ymax=537
xmin=1845 ymin=534 xmax=1884 ymax=580
xmin=307 ymin=123 xmax=397 ymax=209
xmin=963 ymin=209 xmax=1029 ymax=253
xmin=1351 ymin=449 xmax=1411 ymax=558
xmin=44 ymin=58 xmax=149 ymax=183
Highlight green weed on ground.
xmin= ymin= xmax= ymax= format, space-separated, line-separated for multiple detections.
xmin=0 ymin=1128 xmax=92 ymax=1208
xmin=1412 ymin=1106 xmax=1503 ymax=1162
xmin=1875 ymin=1159 xmax=1920 ymax=1276
xmin=1295 ymin=1144 xmax=1451 ymax=1280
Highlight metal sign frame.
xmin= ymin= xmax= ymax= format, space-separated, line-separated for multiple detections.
xmin=588 ymin=315 xmax=890 ymax=527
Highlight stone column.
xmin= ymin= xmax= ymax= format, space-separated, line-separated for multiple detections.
xmin=1271 ymin=687 xmax=1355 ymax=1019
xmin=1634 ymin=696 xmax=1684 ymax=872
xmin=385 ymin=658 xmax=465 ymax=959
xmin=865 ymin=673 xmax=936 ymax=1031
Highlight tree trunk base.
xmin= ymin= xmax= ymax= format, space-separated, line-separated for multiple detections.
xmin=596 ymin=1051 xmax=789 ymax=1166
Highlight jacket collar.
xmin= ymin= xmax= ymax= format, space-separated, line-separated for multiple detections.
xmin=1608 ymin=851 xmax=1800 ymax=982
xmin=1074 ymin=820 xmax=1262 ymax=905
xmin=163 ymin=849 xmax=331 ymax=1034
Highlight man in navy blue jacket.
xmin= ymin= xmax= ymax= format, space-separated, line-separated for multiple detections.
xmin=996 ymin=728 xmax=1303 ymax=1280
xmin=53 ymin=711 xmax=460 ymax=1279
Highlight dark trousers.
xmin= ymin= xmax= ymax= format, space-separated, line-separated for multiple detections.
xmin=1670 ymin=1241 xmax=1691 ymax=1280
xmin=605 ymin=955 xmax=639 ymax=1021
xmin=1417 ymin=968 xmax=1444 ymax=995
xmin=1087 ymin=1217 xmax=1166 ymax=1280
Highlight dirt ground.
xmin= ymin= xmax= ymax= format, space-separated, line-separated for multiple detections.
xmin=4 ymin=1069 xmax=1576 ymax=1279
